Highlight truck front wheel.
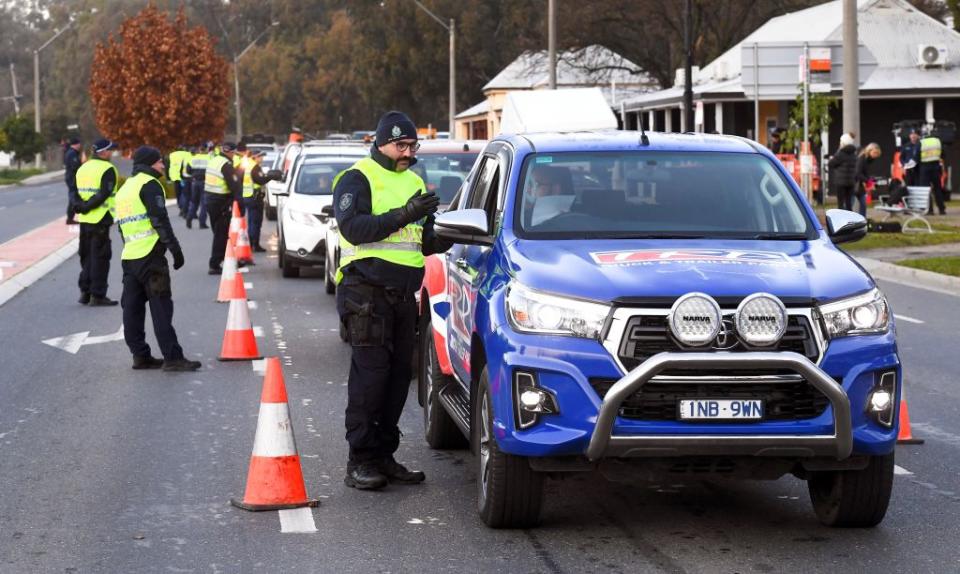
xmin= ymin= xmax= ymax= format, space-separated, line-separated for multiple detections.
xmin=474 ymin=367 xmax=544 ymax=528
xmin=807 ymin=452 xmax=894 ymax=527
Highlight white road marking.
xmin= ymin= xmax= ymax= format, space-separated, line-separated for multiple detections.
xmin=251 ymin=359 xmax=267 ymax=375
xmin=0 ymin=261 xmax=14 ymax=281
xmin=252 ymin=326 xmax=264 ymax=338
xmin=894 ymin=465 xmax=913 ymax=476
xmin=25 ymin=198 xmax=33 ymax=204
xmin=894 ymin=314 xmax=924 ymax=324
xmin=247 ymin=301 xmax=258 ymax=310
xmin=41 ymin=324 xmax=124 ymax=354
xmin=244 ymin=282 xmax=253 ymax=289
xmin=0 ymin=205 xmax=6 ymax=210
xmin=239 ymin=267 xmax=249 ymax=274
xmin=279 ymin=507 xmax=317 ymax=533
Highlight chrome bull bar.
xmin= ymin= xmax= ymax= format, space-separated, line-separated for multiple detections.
xmin=586 ymin=352 xmax=852 ymax=461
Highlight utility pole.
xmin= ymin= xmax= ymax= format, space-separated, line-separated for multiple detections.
xmin=231 ymin=21 xmax=279 ymax=139
xmin=842 ymin=0 xmax=859 ymax=141
xmin=683 ymin=0 xmax=694 ymax=131
xmin=411 ymin=1 xmax=456 ymax=134
xmin=9 ymin=63 xmax=21 ymax=115
xmin=548 ymin=0 xmax=557 ymax=89
xmin=33 ymin=23 xmax=74 ymax=168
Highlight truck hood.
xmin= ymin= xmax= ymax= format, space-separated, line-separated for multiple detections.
xmin=504 ymin=238 xmax=874 ymax=304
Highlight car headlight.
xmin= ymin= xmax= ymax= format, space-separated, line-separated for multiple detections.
xmin=288 ymin=208 xmax=321 ymax=227
xmin=506 ymin=282 xmax=610 ymax=339
xmin=818 ymin=288 xmax=889 ymax=338
xmin=668 ymin=293 xmax=722 ymax=347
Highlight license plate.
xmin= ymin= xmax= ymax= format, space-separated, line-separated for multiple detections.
xmin=679 ymin=399 xmax=764 ymax=420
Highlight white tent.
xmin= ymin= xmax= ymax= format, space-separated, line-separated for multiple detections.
xmin=498 ymin=87 xmax=618 ymax=135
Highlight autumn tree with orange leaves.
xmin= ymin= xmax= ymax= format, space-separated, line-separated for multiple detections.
xmin=90 ymin=5 xmax=228 ymax=153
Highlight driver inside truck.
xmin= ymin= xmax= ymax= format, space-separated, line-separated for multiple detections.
xmin=522 ymin=164 xmax=574 ymax=227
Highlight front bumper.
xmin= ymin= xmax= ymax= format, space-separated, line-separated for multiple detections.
xmin=586 ymin=351 xmax=851 ymax=461
xmin=282 ymin=221 xmax=328 ymax=265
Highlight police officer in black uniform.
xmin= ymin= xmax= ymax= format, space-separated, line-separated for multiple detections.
xmin=64 ymin=137 xmax=83 ymax=225
xmin=333 ymin=111 xmax=451 ymax=490
xmin=75 ymin=138 xmax=119 ymax=306
xmin=204 ymin=142 xmax=243 ymax=274
xmin=117 ymin=146 xmax=201 ymax=372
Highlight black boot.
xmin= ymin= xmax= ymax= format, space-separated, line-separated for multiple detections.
xmin=132 ymin=355 xmax=164 ymax=370
xmin=380 ymin=457 xmax=426 ymax=484
xmin=78 ymin=292 xmax=90 ymax=305
xmin=88 ymin=296 xmax=119 ymax=307
xmin=162 ymin=358 xmax=202 ymax=372
xmin=199 ymin=222 xmax=209 ymax=229
xmin=186 ymin=218 xmax=193 ymax=229
xmin=253 ymin=244 xmax=267 ymax=253
xmin=344 ymin=462 xmax=388 ymax=490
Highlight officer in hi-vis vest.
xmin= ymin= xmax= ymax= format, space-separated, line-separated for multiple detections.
xmin=115 ymin=146 xmax=200 ymax=372
xmin=74 ymin=138 xmax=120 ymax=306
xmin=332 ymin=111 xmax=451 ymax=490
xmin=240 ymin=150 xmax=281 ymax=252
xmin=204 ymin=142 xmax=242 ymax=274
xmin=919 ymin=127 xmax=946 ymax=216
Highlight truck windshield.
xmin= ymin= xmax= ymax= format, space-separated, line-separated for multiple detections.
xmin=515 ymin=151 xmax=816 ymax=240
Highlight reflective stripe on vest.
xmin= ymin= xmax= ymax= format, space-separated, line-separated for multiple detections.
xmin=920 ymin=137 xmax=942 ymax=163
xmin=168 ymin=150 xmax=191 ymax=181
xmin=241 ymin=157 xmax=255 ymax=198
xmin=336 ymin=157 xmax=425 ymax=284
xmin=75 ymin=159 xmax=118 ymax=224
xmin=115 ymin=172 xmax=161 ymax=260
xmin=205 ymin=155 xmax=231 ymax=194
xmin=190 ymin=153 xmax=208 ymax=171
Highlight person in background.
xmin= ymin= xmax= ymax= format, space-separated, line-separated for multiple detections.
xmin=64 ymin=137 xmax=83 ymax=225
xmin=919 ymin=126 xmax=946 ymax=216
xmin=240 ymin=150 xmax=281 ymax=252
xmin=828 ymin=133 xmax=858 ymax=212
xmin=767 ymin=129 xmax=785 ymax=155
xmin=74 ymin=139 xmax=120 ymax=306
xmin=899 ymin=130 xmax=921 ymax=187
xmin=854 ymin=142 xmax=882 ymax=217
xmin=203 ymin=142 xmax=242 ymax=274
xmin=184 ymin=142 xmax=210 ymax=229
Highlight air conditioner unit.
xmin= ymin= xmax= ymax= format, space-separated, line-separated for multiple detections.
xmin=917 ymin=44 xmax=947 ymax=67
xmin=674 ymin=66 xmax=700 ymax=87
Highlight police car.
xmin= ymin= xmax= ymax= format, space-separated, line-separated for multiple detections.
xmin=417 ymin=130 xmax=900 ymax=529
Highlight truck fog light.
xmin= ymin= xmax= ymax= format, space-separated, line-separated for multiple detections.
xmin=668 ymin=293 xmax=722 ymax=347
xmin=514 ymin=371 xmax=558 ymax=430
xmin=735 ymin=293 xmax=787 ymax=347
xmin=867 ymin=371 xmax=897 ymax=428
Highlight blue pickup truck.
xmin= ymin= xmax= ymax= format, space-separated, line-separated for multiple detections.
xmin=418 ymin=130 xmax=898 ymax=529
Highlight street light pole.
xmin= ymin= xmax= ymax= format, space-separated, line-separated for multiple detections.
xmin=548 ymin=0 xmax=556 ymax=89
xmin=412 ymin=1 xmax=455 ymax=134
xmin=233 ymin=21 xmax=279 ymax=140
xmin=33 ymin=23 xmax=73 ymax=168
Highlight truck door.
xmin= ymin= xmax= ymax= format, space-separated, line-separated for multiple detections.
xmin=446 ymin=152 xmax=505 ymax=385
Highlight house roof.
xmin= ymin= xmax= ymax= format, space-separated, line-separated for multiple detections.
xmin=483 ymin=45 xmax=653 ymax=92
xmin=455 ymin=100 xmax=490 ymax=120
xmin=624 ymin=0 xmax=960 ymax=110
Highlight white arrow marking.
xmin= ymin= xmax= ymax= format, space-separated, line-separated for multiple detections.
xmin=0 ymin=261 xmax=15 ymax=282
xmin=42 ymin=324 xmax=124 ymax=354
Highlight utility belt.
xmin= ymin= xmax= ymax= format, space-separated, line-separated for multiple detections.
xmin=340 ymin=282 xmax=411 ymax=347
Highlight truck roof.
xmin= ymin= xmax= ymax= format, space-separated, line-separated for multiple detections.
xmin=496 ymin=130 xmax=762 ymax=155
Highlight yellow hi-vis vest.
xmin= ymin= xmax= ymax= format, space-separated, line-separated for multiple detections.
xmin=168 ymin=150 xmax=191 ymax=181
xmin=336 ymin=157 xmax=425 ymax=284
xmin=75 ymin=158 xmax=118 ymax=224
xmin=189 ymin=152 xmax=209 ymax=172
xmin=920 ymin=136 xmax=942 ymax=163
xmin=240 ymin=156 xmax=255 ymax=198
xmin=204 ymin=155 xmax=231 ymax=194
xmin=115 ymin=172 xmax=161 ymax=260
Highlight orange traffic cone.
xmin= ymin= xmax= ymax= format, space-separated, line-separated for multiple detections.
xmin=217 ymin=242 xmax=248 ymax=302
xmin=229 ymin=201 xmax=242 ymax=244
xmin=235 ymin=224 xmax=254 ymax=265
xmin=231 ymin=357 xmax=319 ymax=511
xmin=218 ymin=297 xmax=262 ymax=361
xmin=897 ymin=399 xmax=924 ymax=444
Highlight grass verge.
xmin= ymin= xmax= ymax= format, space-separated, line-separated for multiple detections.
xmin=896 ymin=256 xmax=960 ymax=277
xmin=0 ymin=168 xmax=44 ymax=185
xmin=843 ymin=225 xmax=960 ymax=251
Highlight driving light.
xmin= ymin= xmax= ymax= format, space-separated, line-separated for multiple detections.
xmin=514 ymin=371 xmax=558 ymax=430
xmin=735 ymin=293 xmax=787 ymax=347
xmin=869 ymin=390 xmax=891 ymax=412
xmin=668 ymin=293 xmax=722 ymax=347
xmin=867 ymin=371 xmax=897 ymax=428
xmin=819 ymin=289 xmax=889 ymax=338
xmin=506 ymin=282 xmax=609 ymax=339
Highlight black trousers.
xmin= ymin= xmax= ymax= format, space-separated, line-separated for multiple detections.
xmin=121 ymin=247 xmax=184 ymax=361
xmin=336 ymin=282 xmax=417 ymax=464
xmin=919 ymin=163 xmax=946 ymax=214
xmin=206 ymin=193 xmax=233 ymax=270
xmin=836 ymin=183 xmax=856 ymax=211
xmin=78 ymin=222 xmax=112 ymax=297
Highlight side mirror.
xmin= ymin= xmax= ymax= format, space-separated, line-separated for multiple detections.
xmin=825 ymin=209 xmax=867 ymax=244
xmin=321 ymin=205 xmax=335 ymax=217
xmin=434 ymin=209 xmax=492 ymax=246
xmin=267 ymin=169 xmax=283 ymax=180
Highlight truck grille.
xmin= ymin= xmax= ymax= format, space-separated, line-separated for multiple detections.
xmin=590 ymin=378 xmax=832 ymax=422
xmin=616 ymin=314 xmax=820 ymax=372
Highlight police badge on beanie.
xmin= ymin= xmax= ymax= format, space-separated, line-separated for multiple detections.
xmin=375 ymin=111 xmax=418 ymax=146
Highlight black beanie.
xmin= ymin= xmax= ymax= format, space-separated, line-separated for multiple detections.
xmin=132 ymin=145 xmax=161 ymax=166
xmin=375 ymin=111 xmax=418 ymax=146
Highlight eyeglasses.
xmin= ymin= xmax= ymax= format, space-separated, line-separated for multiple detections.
xmin=395 ymin=141 xmax=420 ymax=153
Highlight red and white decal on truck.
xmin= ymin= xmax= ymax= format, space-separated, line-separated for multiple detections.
xmin=590 ymin=249 xmax=794 ymax=267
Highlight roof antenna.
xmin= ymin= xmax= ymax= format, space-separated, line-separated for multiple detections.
xmin=639 ymin=118 xmax=650 ymax=146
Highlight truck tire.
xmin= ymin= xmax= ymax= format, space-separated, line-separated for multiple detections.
xmin=474 ymin=367 xmax=543 ymax=528
xmin=807 ymin=452 xmax=894 ymax=527
xmin=419 ymin=313 xmax=467 ymax=449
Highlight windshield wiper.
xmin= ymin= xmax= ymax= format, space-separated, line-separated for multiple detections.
xmin=597 ymin=232 xmax=708 ymax=239
xmin=747 ymin=233 xmax=810 ymax=240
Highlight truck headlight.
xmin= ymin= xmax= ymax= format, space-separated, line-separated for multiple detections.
xmin=735 ymin=293 xmax=787 ymax=347
xmin=288 ymin=208 xmax=321 ymax=227
xmin=668 ymin=293 xmax=722 ymax=347
xmin=506 ymin=282 xmax=610 ymax=339
xmin=818 ymin=289 xmax=889 ymax=338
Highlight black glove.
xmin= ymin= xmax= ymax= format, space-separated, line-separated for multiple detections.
xmin=171 ymin=247 xmax=185 ymax=270
xmin=267 ymin=169 xmax=283 ymax=181
xmin=397 ymin=191 xmax=439 ymax=225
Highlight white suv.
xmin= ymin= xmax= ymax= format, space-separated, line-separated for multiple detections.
xmin=275 ymin=144 xmax=367 ymax=278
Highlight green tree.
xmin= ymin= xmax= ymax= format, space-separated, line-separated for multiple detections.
xmin=0 ymin=115 xmax=45 ymax=168
xmin=782 ymin=85 xmax=837 ymax=153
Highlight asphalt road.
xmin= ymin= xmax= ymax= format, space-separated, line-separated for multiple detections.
xmin=0 ymin=210 xmax=958 ymax=573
